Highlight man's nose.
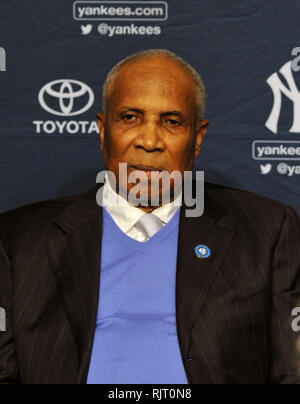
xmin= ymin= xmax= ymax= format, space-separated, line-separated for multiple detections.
xmin=134 ymin=120 xmax=164 ymax=152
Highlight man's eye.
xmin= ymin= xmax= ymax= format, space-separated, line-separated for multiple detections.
xmin=123 ymin=114 xmax=138 ymax=122
xmin=165 ymin=119 xmax=181 ymax=127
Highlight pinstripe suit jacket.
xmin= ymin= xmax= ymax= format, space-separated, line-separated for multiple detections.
xmin=0 ymin=182 xmax=299 ymax=384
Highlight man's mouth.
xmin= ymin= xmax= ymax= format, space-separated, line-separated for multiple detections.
xmin=130 ymin=165 xmax=163 ymax=180
xmin=131 ymin=164 xmax=162 ymax=172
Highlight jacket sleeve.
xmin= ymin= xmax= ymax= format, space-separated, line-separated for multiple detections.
xmin=269 ymin=205 xmax=300 ymax=384
xmin=0 ymin=239 xmax=20 ymax=384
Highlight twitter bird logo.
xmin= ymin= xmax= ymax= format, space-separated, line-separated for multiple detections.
xmin=81 ymin=25 xmax=93 ymax=35
xmin=260 ymin=164 xmax=272 ymax=175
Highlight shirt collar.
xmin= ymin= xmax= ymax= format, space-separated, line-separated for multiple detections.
xmin=102 ymin=173 xmax=182 ymax=234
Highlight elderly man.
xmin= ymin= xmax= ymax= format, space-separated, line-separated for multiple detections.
xmin=0 ymin=49 xmax=299 ymax=385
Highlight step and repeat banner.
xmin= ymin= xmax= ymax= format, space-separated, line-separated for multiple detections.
xmin=0 ymin=0 xmax=299 ymax=214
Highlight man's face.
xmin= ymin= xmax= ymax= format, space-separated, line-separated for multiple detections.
xmin=97 ymin=56 xmax=208 ymax=208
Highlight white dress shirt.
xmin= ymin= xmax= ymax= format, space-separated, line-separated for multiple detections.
xmin=102 ymin=174 xmax=183 ymax=243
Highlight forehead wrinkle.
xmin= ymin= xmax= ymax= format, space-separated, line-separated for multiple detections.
xmin=108 ymin=62 xmax=197 ymax=118
xmin=103 ymin=51 xmax=207 ymax=121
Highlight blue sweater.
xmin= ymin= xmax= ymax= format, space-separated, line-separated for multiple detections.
xmin=87 ymin=207 xmax=188 ymax=384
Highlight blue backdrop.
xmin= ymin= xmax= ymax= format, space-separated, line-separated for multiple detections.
xmin=0 ymin=0 xmax=299 ymax=214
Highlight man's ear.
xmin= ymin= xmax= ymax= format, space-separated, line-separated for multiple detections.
xmin=97 ymin=113 xmax=106 ymax=153
xmin=194 ymin=119 xmax=209 ymax=159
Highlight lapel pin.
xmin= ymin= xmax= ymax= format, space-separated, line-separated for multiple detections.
xmin=195 ymin=245 xmax=211 ymax=259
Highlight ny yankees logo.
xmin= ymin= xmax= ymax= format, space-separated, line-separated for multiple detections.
xmin=266 ymin=60 xmax=300 ymax=134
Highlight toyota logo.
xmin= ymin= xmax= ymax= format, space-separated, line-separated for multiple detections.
xmin=38 ymin=79 xmax=95 ymax=117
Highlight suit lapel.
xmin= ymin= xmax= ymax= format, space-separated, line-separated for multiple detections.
xmin=47 ymin=188 xmax=102 ymax=384
xmin=176 ymin=189 xmax=234 ymax=359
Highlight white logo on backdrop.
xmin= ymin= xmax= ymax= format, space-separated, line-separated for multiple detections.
xmin=0 ymin=47 xmax=6 ymax=71
xmin=81 ymin=24 xmax=93 ymax=35
xmin=38 ymin=79 xmax=95 ymax=117
xmin=266 ymin=61 xmax=300 ymax=134
xmin=0 ymin=307 xmax=6 ymax=332
xmin=260 ymin=164 xmax=272 ymax=175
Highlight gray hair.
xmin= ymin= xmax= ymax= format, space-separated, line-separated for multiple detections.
xmin=102 ymin=49 xmax=207 ymax=121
